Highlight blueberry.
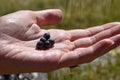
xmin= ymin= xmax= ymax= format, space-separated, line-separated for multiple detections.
xmin=44 ymin=41 xmax=51 ymax=49
xmin=48 ymin=39 xmax=55 ymax=45
xmin=40 ymin=37 xmax=46 ymax=43
xmin=43 ymin=33 xmax=50 ymax=40
xmin=36 ymin=41 xmax=44 ymax=50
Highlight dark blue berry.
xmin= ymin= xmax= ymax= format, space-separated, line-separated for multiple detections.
xmin=36 ymin=41 xmax=44 ymax=50
xmin=43 ymin=33 xmax=50 ymax=40
xmin=48 ymin=39 xmax=55 ymax=45
xmin=44 ymin=41 xmax=51 ymax=49
xmin=40 ymin=37 xmax=46 ymax=42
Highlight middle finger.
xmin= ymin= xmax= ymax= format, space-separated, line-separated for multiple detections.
xmin=73 ymin=24 xmax=120 ymax=48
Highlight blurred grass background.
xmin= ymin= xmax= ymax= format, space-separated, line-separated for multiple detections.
xmin=0 ymin=0 xmax=120 ymax=80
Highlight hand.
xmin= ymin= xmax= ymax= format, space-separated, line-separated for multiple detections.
xmin=0 ymin=9 xmax=120 ymax=74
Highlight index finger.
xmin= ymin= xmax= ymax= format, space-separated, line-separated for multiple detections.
xmin=67 ymin=22 xmax=120 ymax=41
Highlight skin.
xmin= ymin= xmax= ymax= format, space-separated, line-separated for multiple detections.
xmin=0 ymin=9 xmax=120 ymax=74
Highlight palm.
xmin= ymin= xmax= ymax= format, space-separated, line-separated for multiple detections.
xmin=0 ymin=10 xmax=75 ymax=73
xmin=0 ymin=10 xmax=120 ymax=74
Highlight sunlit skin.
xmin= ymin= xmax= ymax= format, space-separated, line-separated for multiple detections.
xmin=0 ymin=9 xmax=120 ymax=74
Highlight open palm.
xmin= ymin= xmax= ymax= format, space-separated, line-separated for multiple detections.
xmin=0 ymin=9 xmax=120 ymax=74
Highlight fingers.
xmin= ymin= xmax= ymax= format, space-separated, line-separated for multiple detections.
xmin=67 ymin=22 xmax=120 ymax=41
xmin=59 ymin=33 xmax=120 ymax=68
xmin=83 ymin=34 xmax=120 ymax=61
xmin=58 ymin=39 xmax=114 ymax=67
xmin=73 ymin=25 xmax=120 ymax=48
xmin=86 ymin=22 xmax=120 ymax=36
xmin=34 ymin=9 xmax=62 ymax=26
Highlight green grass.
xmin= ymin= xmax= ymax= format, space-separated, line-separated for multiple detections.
xmin=0 ymin=0 xmax=120 ymax=80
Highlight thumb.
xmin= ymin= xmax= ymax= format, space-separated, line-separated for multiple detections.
xmin=34 ymin=9 xmax=62 ymax=26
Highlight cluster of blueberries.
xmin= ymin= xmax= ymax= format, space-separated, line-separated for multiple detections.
xmin=36 ymin=33 xmax=55 ymax=50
